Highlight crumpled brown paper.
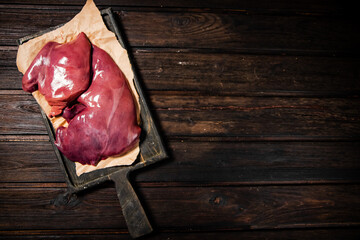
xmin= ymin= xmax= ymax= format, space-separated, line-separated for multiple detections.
xmin=16 ymin=0 xmax=140 ymax=176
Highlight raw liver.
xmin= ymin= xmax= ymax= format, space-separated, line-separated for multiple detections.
xmin=22 ymin=32 xmax=91 ymax=117
xmin=22 ymin=33 xmax=140 ymax=165
xmin=55 ymin=45 xmax=141 ymax=166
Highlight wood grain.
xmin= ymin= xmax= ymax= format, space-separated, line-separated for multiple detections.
xmin=0 ymin=94 xmax=45 ymax=134
xmin=3 ymin=49 xmax=360 ymax=96
xmin=0 ymin=9 xmax=76 ymax=46
xmin=2 ymin=228 xmax=360 ymax=240
xmin=0 ymin=0 xmax=350 ymax=15
xmin=118 ymin=11 xmax=360 ymax=53
xmin=1 ymin=1 xmax=360 ymax=238
xmin=0 ymin=185 xmax=359 ymax=230
xmin=1 ymin=94 xmax=359 ymax=139
xmin=0 ymin=141 xmax=64 ymax=183
xmin=0 ymin=8 xmax=359 ymax=55
xmin=1 ymin=141 xmax=359 ymax=184
xmin=153 ymin=95 xmax=360 ymax=138
xmin=132 ymin=51 xmax=360 ymax=96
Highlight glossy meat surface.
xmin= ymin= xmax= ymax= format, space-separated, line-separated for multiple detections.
xmin=22 ymin=33 xmax=91 ymax=117
xmin=55 ymin=45 xmax=141 ymax=166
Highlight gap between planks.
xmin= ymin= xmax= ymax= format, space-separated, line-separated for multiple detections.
xmin=0 ymin=222 xmax=359 ymax=235
xmin=3 ymin=45 xmax=360 ymax=58
xmin=1 ymin=90 xmax=359 ymax=99
xmin=0 ymin=3 xmax=345 ymax=16
xmin=1 ymin=135 xmax=360 ymax=142
xmin=1 ymin=226 xmax=360 ymax=237
xmin=2 ymin=181 xmax=360 ymax=189
xmin=3 ymin=45 xmax=359 ymax=58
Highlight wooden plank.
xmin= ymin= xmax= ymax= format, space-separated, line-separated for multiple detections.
xmin=0 ymin=9 xmax=359 ymax=54
xmin=135 ymin=140 xmax=360 ymax=183
xmin=0 ymin=94 xmax=46 ymax=134
xmin=3 ymin=49 xmax=360 ymax=96
xmin=0 ymin=185 xmax=359 ymax=230
xmin=118 ymin=11 xmax=360 ymax=53
xmin=0 ymin=141 xmax=64 ymax=183
xmin=0 ymin=46 xmax=17 ymax=66
xmin=0 ymin=67 xmax=23 ymax=90
xmin=1 ymin=141 xmax=359 ymax=184
xmin=0 ymin=0 xmax=348 ymax=15
xmin=132 ymin=51 xmax=360 ymax=96
xmin=0 ymin=134 xmax=48 ymax=141
xmin=1 ymin=228 xmax=360 ymax=239
xmin=1 ymin=94 xmax=359 ymax=139
xmin=0 ymin=9 xmax=76 ymax=46
xmin=153 ymin=95 xmax=360 ymax=138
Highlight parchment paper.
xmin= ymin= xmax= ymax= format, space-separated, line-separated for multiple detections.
xmin=16 ymin=0 xmax=140 ymax=176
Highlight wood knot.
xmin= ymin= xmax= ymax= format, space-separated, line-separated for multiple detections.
xmin=187 ymin=117 xmax=195 ymax=126
xmin=209 ymin=195 xmax=226 ymax=206
xmin=51 ymin=192 xmax=80 ymax=209
xmin=172 ymin=16 xmax=191 ymax=27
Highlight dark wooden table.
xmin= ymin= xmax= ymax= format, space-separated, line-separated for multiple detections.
xmin=1 ymin=0 xmax=360 ymax=239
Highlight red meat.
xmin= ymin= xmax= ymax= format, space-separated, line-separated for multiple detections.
xmin=22 ymin=32 xmax=91 ymax=117
xmin=55 ymin=45 xmax=141 ymax=166
xmin=22 ymin=32 xmax=140 ymax=166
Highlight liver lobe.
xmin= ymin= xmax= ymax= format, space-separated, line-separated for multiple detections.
xmin=55 ymin=45 xmax=141 ymax=166
xmin=22 ymin=33 xmax=140 ymax=166
xmin=22 ymin=32 xmax=91 ymax=117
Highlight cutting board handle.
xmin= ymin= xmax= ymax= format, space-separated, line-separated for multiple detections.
xmin=111 ymin=171 xmax=153 ymax=238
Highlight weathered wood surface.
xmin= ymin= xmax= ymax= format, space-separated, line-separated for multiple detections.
xmin=1 ymin=185 xmax=359 ymax=230
xmin=1 ymin=141 xmax=360 ymax=183
xmin=2 ymin=229 xmax=360 ymax=240
xmin=1 ymin=0 xmax=360 ymax=238
xmin=2 ymin=50 xmax=360 ymax=96
xmin=3 ymin=230 xmax=360 ymax=240
xmin=1 ymin=94 xmax=359 ymax=139
xmin=0 ymin=0 xmax=352 ymax=14
xmin=1 ymin=8 xmax=360 ymax=55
